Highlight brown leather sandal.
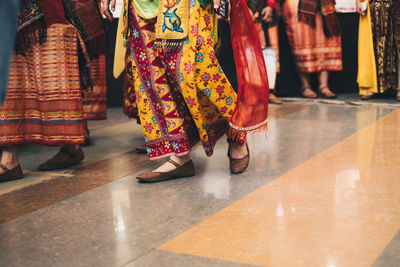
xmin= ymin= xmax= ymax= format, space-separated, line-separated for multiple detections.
xmin=136 ymin=159 xmax=195 ymax=183
xmin=396 ymin=89 xmax=400 ymax=102
xmin=318 ymin=86 xmax=337 ymax=99
xmin=360 ymin=93 xmax=374 ymax=100
xmin=136 ymin=144 xmax=147 ymax=154
xmin=228 ymin=143 xmax=250 ymax=174
xmin=38 ymin=147 xmax=84 ymax=170
xmin=301 ymin=87 xmax=317 ymax=99
xmin=82 ymin=121 xmax=91 ymax=146
xmin=0 ymin=164 xmax=23 ymax=182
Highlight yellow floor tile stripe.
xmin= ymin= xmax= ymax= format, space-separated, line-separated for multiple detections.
xmin=158 ymin=109 xmax=400 ymax=266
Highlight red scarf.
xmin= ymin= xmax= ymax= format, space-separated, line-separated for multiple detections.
xmin=229 ymin=0 xmax=269 ymax=136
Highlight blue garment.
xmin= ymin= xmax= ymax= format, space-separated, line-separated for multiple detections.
xmin=0 ymin=0 xmax=19 ymax=105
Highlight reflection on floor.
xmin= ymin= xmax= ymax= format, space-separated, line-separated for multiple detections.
xmin=1 ymin=103 xmax=400 ymax=267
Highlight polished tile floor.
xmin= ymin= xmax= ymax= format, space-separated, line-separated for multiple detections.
xmin=1 ymin=102 xmax=400 ymax=267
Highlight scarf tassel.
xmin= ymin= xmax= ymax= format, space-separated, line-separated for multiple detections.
xmin=77 ymin=42 xmax=93 ymax=93
xmin=80 ymin=67 xmax=92 ymax=93
xmin=228 ymin=123 xmax=268 ymax=143
xmin=154 ymin=38 xmax=184 ymax=53
xmin=15 ymin=16 xmax=47 ymax=55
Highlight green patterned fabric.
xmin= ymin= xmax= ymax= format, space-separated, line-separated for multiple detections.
xmin=132 ymin=0 xmax=159 ymax=19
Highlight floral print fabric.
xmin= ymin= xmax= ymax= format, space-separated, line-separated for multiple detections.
xmin=126 ymin=0 xmax=245 ymax=160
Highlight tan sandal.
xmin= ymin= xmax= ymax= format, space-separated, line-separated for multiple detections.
xmin=269 ymin=91 xmax=283 ymax=104
xmin=318 ymin=86 xmax=337 ymax=99
xmin=301 ymin=87 xmax=317 ymax=99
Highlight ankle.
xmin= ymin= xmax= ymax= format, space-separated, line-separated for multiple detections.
xmin=1 ymin=160 xmax=19 ymax=169
xmin=229 ymin=142 xmax=248 ymax=159
xmin=153 ymin=154 xmax=191 ymax=173
xmin=62 ymin=145 xmax=80 ymax=153
xmin=170 ymin=155 xmax=191 ymax=165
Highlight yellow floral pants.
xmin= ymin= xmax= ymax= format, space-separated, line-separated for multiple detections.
xmin=125 ymin=0 xmax=245 ymax=159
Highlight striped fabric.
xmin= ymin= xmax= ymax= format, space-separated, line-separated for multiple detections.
xmin=83 ymin=55 xmax=107 ymax=120
xmin=0 ymin=24 xmax=85 ymax=146
xmin=281 ymin=0 xmax=342 ymax=73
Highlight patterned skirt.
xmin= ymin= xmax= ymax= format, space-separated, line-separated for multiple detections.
xmin=369 ymin=0 xmax=400 ymax=92
xmin=83 ymin=55 xmax=107 ymax=120
xmin=0 ymin=24 xmax=85 ymax=147
xmin=125 ymin=1 xmax=245 ymax=160
xmin=281 ymin=0 xmax=343 ymax=73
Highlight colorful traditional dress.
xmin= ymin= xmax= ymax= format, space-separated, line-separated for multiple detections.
xmin=117 ymin=0 xmax=269 ymax=159
xmin=281 ymin=0 xmax=343 ymax=73
xmin=366 ymin=0 xmax=399 ymax=94
xmin=0 ymin=0 xmax=102 ymax=147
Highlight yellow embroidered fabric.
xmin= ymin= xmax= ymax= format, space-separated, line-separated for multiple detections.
xmin=155 ymin=0 xmax=189 ymax=40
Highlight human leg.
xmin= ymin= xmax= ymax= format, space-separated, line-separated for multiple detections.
xmin=318 ymin=70 xmax=337 ymax=98
xmin=299 ymin=72 xmax=317 ymax=98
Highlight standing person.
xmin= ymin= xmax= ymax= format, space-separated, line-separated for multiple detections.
xmin=0 ymin=0 xmax=19 ymax=105
xmin=357 ymin=0 xmax=400 ymax=100
xmin=103 ymin=0 xmax=269 ymax=182
xmin=248 ymin=0 xmax=282 ymax=104
xmin=65 ymin=0 xmax=108 ymax=146
xmin=37 ymin=0 xmax=108 ymax=170
xmin=281 ymin=0 xmax=342 ymax=98
xmin=0 ymin=0 xmax=103 ymax=181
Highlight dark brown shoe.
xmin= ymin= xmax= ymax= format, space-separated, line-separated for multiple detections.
xmin=136 ymin=144 xmax=147 ymax=154
xmin=136 ymin=159 xmax=195 ymax=183
xmin=360 ymin=93 xmax=374 ymax=100
xmin=82 ymin=123 xmax=91 ymax=146
xmin=228 ymin=144 xmax=250 ymax=174
xmin=0 ymin=164 xmax=23 ymax=182
xmin=38 ymin=147 xmax=84 ymax=170
xmin=396 ymin=90 xmax=400 ymax=102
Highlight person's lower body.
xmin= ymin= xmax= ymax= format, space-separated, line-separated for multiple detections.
xmin=298 ymin=71 xmax=336 ymax=99
xmin=282 ymin=0 xmax=342 ymax=99
xmin=127 ymin=3 xmax=249 ymax=183
xmin=369 ymin=0 xmax=398 ymax=100
xmin=0 ymin=24 xmax=86 ymax=181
